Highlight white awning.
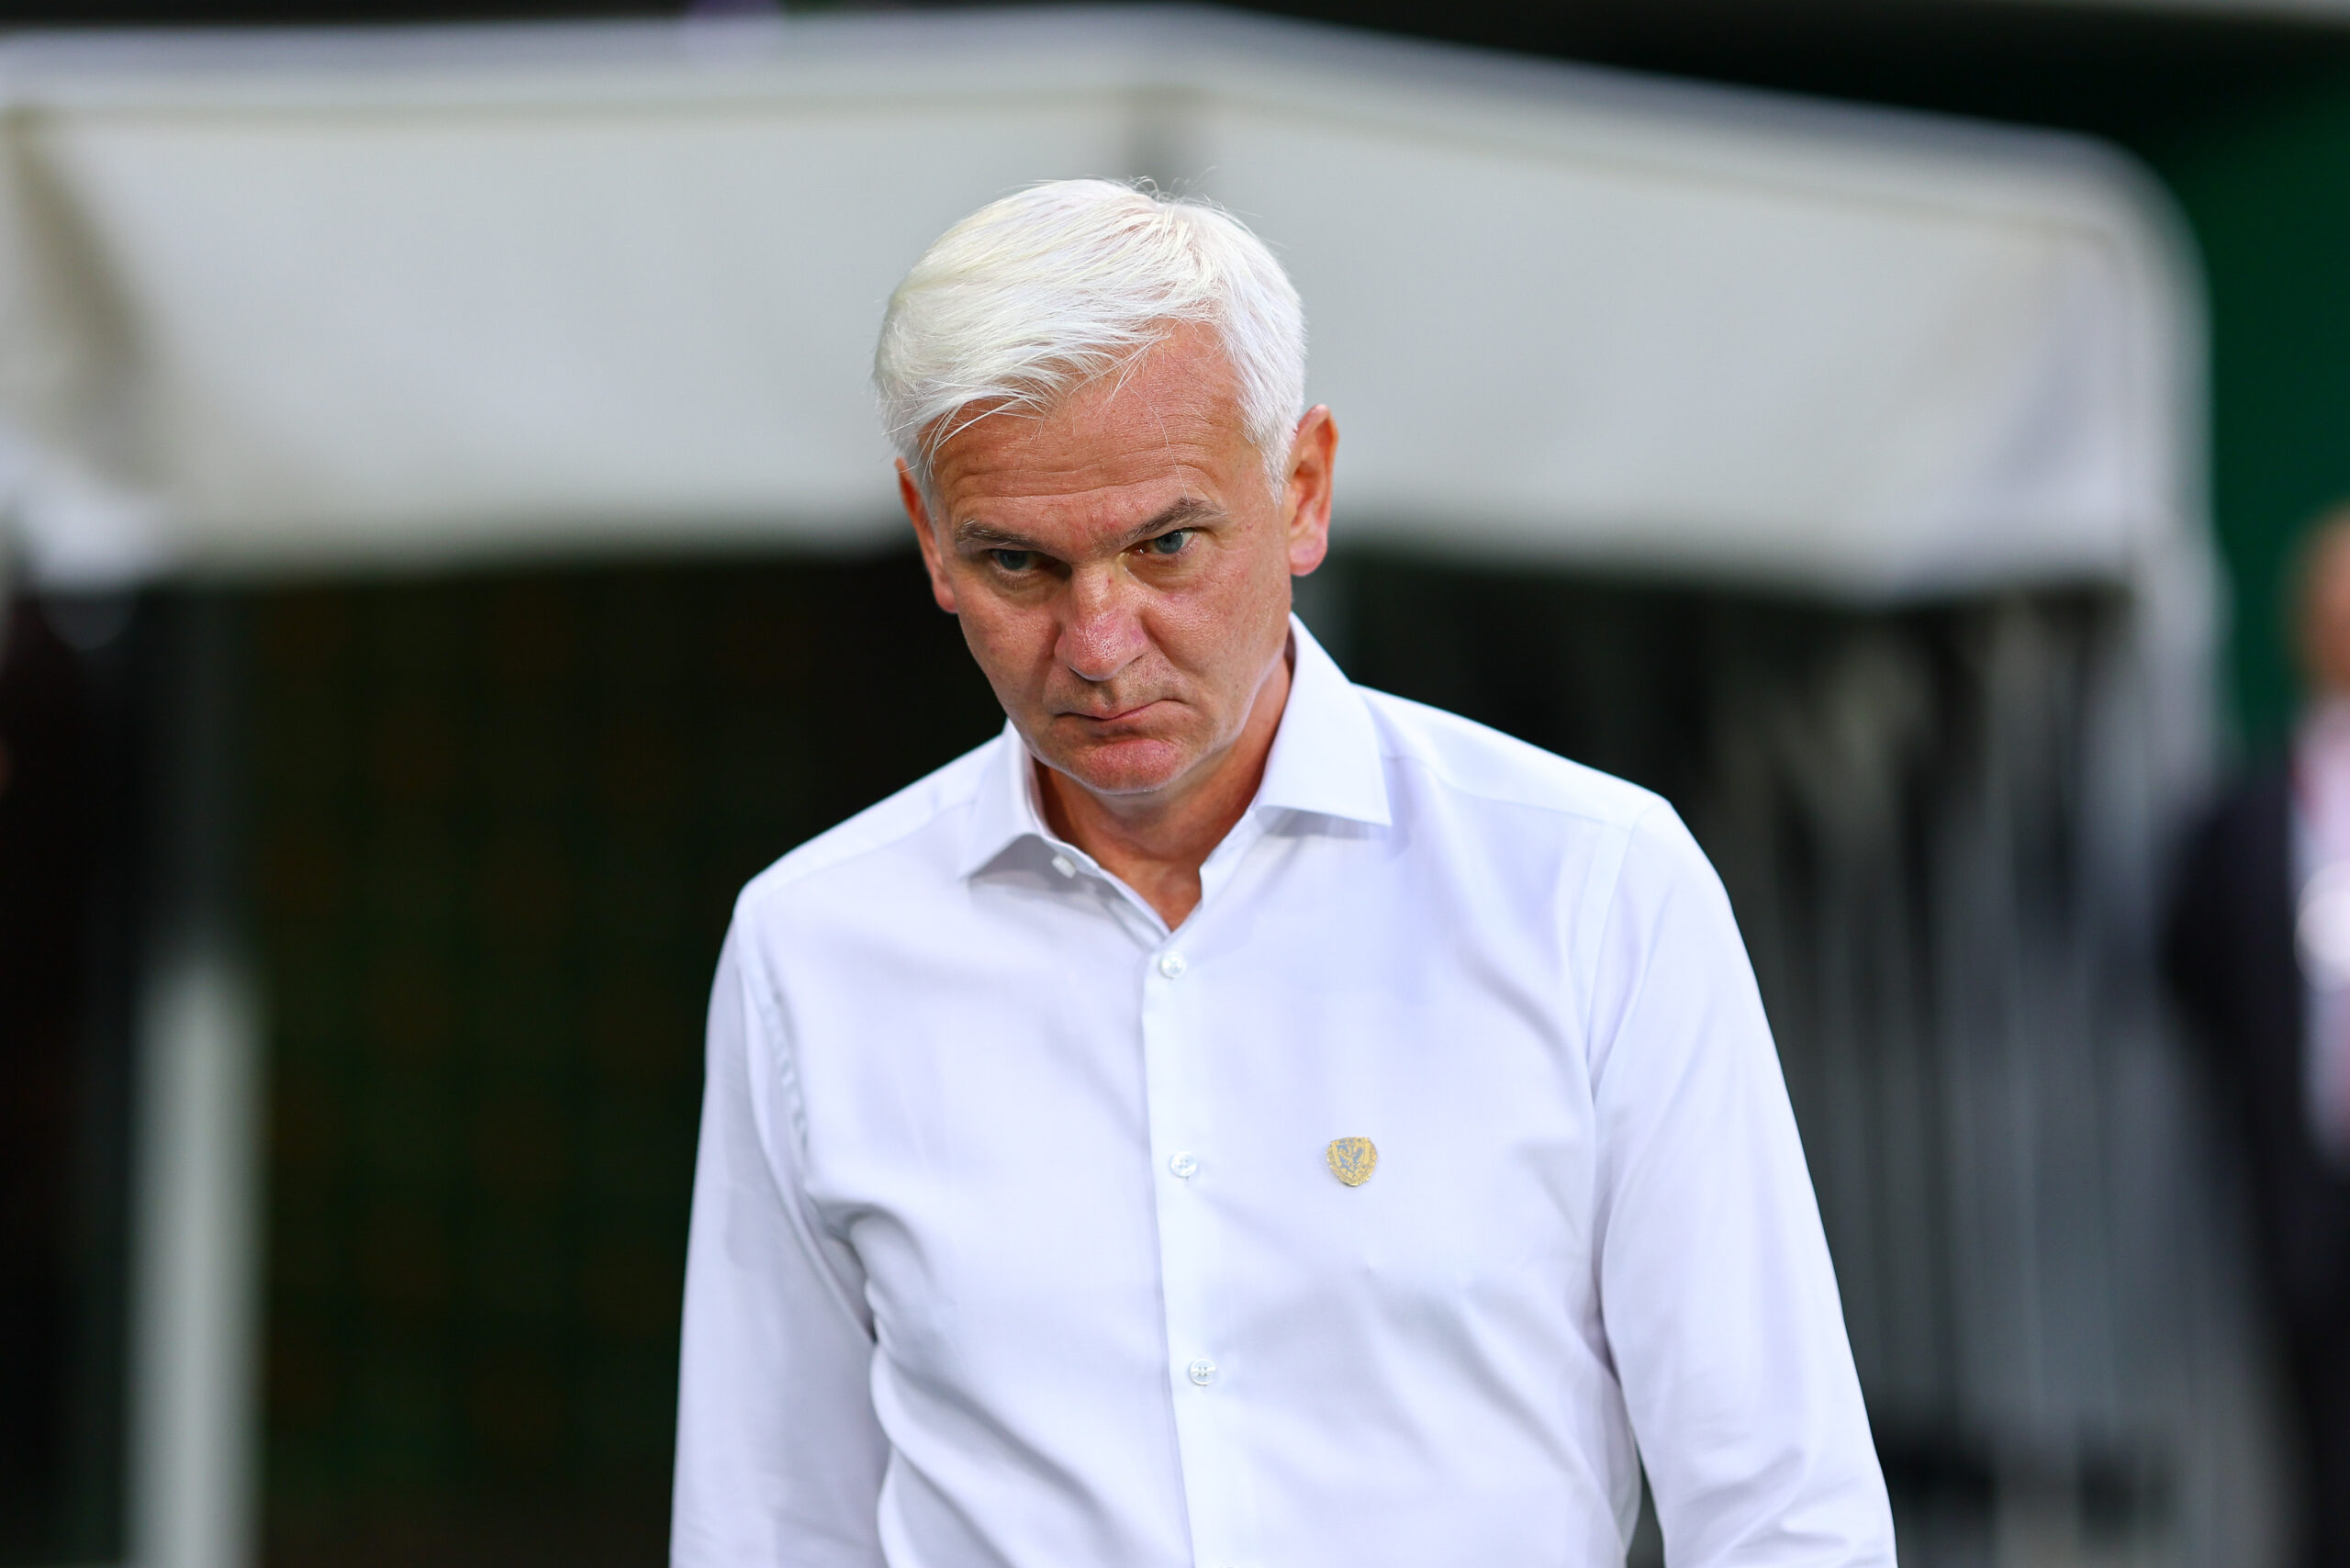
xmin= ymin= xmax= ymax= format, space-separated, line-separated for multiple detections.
xmin=0 ymin=6 xmax=2200 ymax=603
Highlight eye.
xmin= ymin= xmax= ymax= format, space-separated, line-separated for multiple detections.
xmin=989 ymin=548 xmax=1039 ymax=574
xmin=1143 ymin=530 xmax=1192 ymax=557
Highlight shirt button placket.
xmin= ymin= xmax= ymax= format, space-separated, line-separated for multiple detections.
xmin=1142 ymin=941 xmax=1233 ymax=1566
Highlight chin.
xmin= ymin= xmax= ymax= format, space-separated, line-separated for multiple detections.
xmin=1053 ymin=736 xmax=1194 ymax=798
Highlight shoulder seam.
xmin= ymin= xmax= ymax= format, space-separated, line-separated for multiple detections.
xmin=731 ymin=932 xmax=802 ymax=1157
xmin=738 ymin=762 xmax=987 ymax=915
xmin=1573 ymin=796 xmax=1664 ymax=1053
xmin=1385 ymin=745 xmax=1652 ymax=826
xmin=1364 ymin=689 xmax=1660 ymax=827
xmin=751 ymin=799 xmax=964 ymax=899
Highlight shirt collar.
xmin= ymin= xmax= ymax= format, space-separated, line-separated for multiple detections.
xmin=958 ymin=614 xmax=1390 ymax=878
xmin=1253 ymin=615 xmax=1391 ymax=827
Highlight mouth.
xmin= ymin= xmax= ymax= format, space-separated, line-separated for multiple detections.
xmin=1059 ymin=699 xmax=1165 ymax=726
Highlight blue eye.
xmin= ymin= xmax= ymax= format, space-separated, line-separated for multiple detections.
xmin=1145 ymin=530 xmax=1191 ymax=556
xmin=990 ymin=549 xmax=1038 ymax=573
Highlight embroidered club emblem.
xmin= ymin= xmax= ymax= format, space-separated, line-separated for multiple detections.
xmin=1326 ymin=1137 xmax=1378 ymax=1187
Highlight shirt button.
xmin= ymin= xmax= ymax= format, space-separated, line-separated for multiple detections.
xmin=1158 ymin=952 xmax=1188 ymax=980
xmin=1187 ymin=1359 xmax=1217 ymax=1386
xmin=1169 ymin=1151 xmax=1199 ymax=1179
xmin=1051 ymin=855 xmax=1077 ymax=879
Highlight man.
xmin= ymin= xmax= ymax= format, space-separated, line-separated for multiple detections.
xmin=672 ymin=180 xmax=1893 ymax=1566
xmin=2168 ymin=504 xmax=2350 ymax=1568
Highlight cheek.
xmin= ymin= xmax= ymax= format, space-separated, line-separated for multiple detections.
xmin=1158 ymin=540 xmax=1292 ymax=656
xmin=951 ymin=587 xmax=1060 ymax=689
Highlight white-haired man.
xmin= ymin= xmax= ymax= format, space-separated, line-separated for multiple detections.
xmin=672 ymin=181 xmax=1896 ymax=1566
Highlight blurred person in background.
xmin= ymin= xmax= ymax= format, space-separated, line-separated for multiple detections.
xmin=669 ymin=180 xmax=1895 ymax=1567
xmin=2169 ymin=501 xmax=2350 ymax=1568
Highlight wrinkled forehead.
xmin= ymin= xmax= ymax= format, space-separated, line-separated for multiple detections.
xmin=924 ymin=331 xmax=1258 ymax=516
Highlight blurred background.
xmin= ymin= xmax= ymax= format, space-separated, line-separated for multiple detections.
xmin=3 ymin=1 xmax=2347 ymax=1566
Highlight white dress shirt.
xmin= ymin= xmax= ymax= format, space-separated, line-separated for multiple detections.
xmin=672 ymin=618 xmax=1895 ymax=1568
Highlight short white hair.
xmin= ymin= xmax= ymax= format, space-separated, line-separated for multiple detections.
xmin=874 ymin=180 xmax=1307 ymax=498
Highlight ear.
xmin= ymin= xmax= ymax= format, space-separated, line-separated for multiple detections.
xmin=1280 ymin=406 xmax=1338 ymax=577
xmin=901 ymin=460 xmax=958 ymax=614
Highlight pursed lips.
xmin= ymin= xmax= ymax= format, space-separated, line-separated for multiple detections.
xmin=1057 ymin=698 xmax=1169 ymax=725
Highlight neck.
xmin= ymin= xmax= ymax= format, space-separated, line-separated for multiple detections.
xmin=1039 ymin=647 xmax=1292 ymax=929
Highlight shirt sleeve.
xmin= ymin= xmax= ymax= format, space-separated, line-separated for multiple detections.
xmin=1587 ymin=804 xmax=1897 ymax=1567
xmin=672 ymin=917 xmax=890 ymax=1568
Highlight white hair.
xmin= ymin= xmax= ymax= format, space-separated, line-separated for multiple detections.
xmin=873 ymin=180 xmax=1307 ymax=498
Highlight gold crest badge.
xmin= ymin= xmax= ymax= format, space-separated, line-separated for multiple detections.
xmin=1326 ymin=1137 xmax=1378 ymax=1187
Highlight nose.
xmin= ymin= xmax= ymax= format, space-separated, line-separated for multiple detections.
xmin=1056 ymin=563 xmax=1147 ymax=685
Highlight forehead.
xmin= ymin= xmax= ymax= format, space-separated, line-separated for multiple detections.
xmin=927 ymin=326 xmax=1253 ymax=516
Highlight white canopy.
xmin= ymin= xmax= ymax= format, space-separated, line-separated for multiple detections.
xmin=0 ymin=6 xmax=2199 ymax=602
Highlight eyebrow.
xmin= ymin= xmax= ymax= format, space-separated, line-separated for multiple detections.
xmin=954 ymin=496 xmax=1225 ymax=555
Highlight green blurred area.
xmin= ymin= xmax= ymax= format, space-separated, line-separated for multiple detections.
xmin=2154 ymin=77 xmax=2350 ymax=754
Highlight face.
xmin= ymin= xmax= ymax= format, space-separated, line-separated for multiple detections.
xmin=2305 ymin=521 xmax=2350 ymax=697
xmin=903 ymin=323 xmax=1336 ymax=804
